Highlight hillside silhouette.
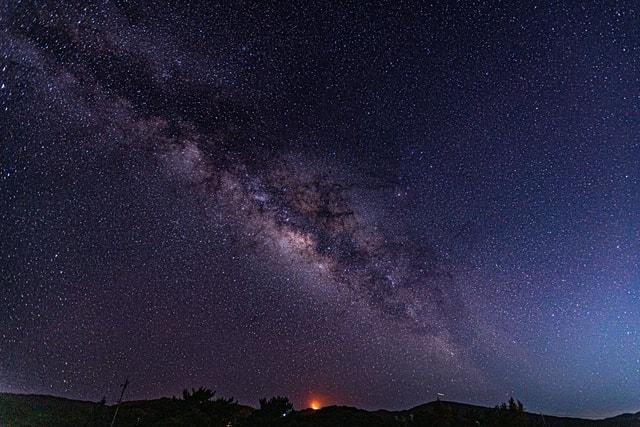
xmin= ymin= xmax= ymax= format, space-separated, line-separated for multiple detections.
xmin=1 ymin=390 xmax=639 ymax=426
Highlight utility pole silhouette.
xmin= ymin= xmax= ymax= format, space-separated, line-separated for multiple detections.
xmin=110 ymin=377 xmax=129 ymax=427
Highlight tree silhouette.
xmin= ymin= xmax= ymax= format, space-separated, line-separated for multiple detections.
xmin=182 ymin=387 xmax=216 ymax=405
xmin=258 ymin=396 xmax=294 ymax=417
xmin=487 ymin=397 xmax=529 ymax=427
xmin=175 ymin=387 xmax=240 ymax=426
xmin=242 ymin=396 xmax=294 ymax=426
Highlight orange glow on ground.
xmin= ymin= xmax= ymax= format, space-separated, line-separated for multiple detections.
xmin=310 ymin=400 xmax=321 ymax=410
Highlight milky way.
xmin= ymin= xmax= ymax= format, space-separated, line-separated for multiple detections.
xmin=153 ymin=121 xmax=467 ymax=343
xmin=1 ymin=1 xmax=639 ymax=418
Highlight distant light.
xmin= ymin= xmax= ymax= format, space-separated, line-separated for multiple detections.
xmin=310 ymin=400 xmax=321 ymax=410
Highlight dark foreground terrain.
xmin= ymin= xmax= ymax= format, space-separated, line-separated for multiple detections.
xmin=1 ymin=391 xmax=639 ymax=427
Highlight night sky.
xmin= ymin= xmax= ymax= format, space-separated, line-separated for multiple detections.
xmin=1 ymin=1 xmax=639 ymax=419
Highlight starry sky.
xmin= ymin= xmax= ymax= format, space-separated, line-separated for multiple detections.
xmin=1 ymin=0 xmax=639 ymax=419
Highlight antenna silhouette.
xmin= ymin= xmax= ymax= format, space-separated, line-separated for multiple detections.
xmin=110 ymin=377 xmax=129 ymax=427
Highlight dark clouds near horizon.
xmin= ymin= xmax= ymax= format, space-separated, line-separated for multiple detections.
xmin=1 ymin=1 xmax=639 ymax=418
